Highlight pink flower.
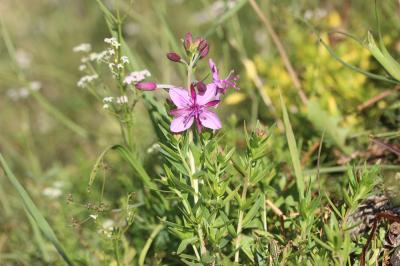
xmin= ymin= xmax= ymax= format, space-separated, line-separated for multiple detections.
xmin=169 ymin=85 xmax=221 ymax=133
xmin=208 ymin=58 xmax=239 ymax=94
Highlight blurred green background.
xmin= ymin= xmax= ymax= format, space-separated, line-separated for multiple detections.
xmin=0 ymin=0 xmax=399 ymax=265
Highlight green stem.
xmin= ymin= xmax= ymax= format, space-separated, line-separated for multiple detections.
xmin=234 ymin=174 xmax=249 ymax=263
xmin=139 ymin=220 xmax=165 ymax=266
xmin=113 ymin=238 xmax=121 ymax=266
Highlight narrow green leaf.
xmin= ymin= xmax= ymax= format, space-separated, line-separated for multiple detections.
xmin=280 ymin=94 xmax=304 ymax=199
xmin=319 ymin=38 xmax=398 ymax=84
xmin=177 ymin=237 xmax=198 ymax=254
xmin=0 ymin=154 xmax=74 ymax=265
xmin=242 ymin=196 xmax=263 ymax=227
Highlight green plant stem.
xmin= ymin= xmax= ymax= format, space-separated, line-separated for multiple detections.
xmin=234 ymin=174 xmax=249 ymax=263
xmin=187 ymin=148 xmax=206 ymax=256
xmin=139 ymin=221 xmax=165 ymax=266
xmin=113 ymin=238 xmax=121 ymax=266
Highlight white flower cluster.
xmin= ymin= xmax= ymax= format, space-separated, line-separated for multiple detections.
xmin=99 ymin=219 xmax=115 ymax=238
xmin=77 ymin=74 xmax=98 ymax=88
xmin=7 ymin=81 xmax=42 ymax=101
xmin=123 ymin=70 xmax=151 ymax=85
xmin=102 ymin=96 xmax=113 ymax=109
xmin=116 ymin=95 xmax=128 ymax=104
xmin=81 ymin=50 xmax=111 ymax=64
xmin=73 ymin=43 xmax=92 ymax=53
xmin=104 ymin=37 xmax=121 ymax=48
xmin=101 ymin=95 xmax=128 ymax=109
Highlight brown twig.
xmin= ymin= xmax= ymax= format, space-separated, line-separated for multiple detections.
xmin=301 ymin=141 xmax=321 ymax=167
xmin=357 ymin=86 xmax=400 ymax=111
xmin=360 ymin=211 xmax=400 ymax=266
xmin=248 ymin=0 xmax=308 ymax=105
xmin=370 ymin=137 xmax=400 ymax=157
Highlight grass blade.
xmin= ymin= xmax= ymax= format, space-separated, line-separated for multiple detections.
xmin=0 ymin=154 xmax=74 ymax=265
xmin=280 ymin=94 xmax=304 ymax=200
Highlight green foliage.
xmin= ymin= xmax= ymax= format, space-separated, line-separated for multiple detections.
xmin=0 ymin=0 xmax=399 ymax=265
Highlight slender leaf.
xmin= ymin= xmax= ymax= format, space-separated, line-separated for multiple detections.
xmin=0 ymin=154 xmax=74 ymax=265
xmin=280 ymin=94 xmax=304 ymax=200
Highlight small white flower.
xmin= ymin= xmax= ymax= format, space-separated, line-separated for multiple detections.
xmin=73 ymin=43 xmax=92 ymax=53
xmin=79 ymin=64 xmax=87 ymax=71
xmin=77 ymin=74 xmax=98 ymax=88
xmin=116 ymin=63 xmax=124 ymax=69
xmin=102 ymin=219 xmax=114 ymax=229
xmin=108 ymin=63 xmax=115 ymax=71
xmin=103 ymin=104 xmax=109 ymax=109
xmin=29 ymin=81 xmax=42 ymax=91
xmin=107 ymin=48 xmax=115 ymax=56
xmin=19 ymin=88 xmax=30 ymax=98
xmin=42 ymin=187 xmax=62 ymax=198
xmin=104 ymin=37 xmax=120 ymax=48
xmin=90 ymin=214 xmax=98 ymax=220
xmin=116 ymin=95 xmax=128 ymax=104
xmin=123 ymin=69 xmax=151 ymax=85
xmin=121 ymin=56 xmax=129 ymax=64
xmin=103 ymin=96 xmax=114 ymax=103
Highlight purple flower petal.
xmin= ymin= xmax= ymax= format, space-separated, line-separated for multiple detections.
xmin=208 ymin=58 xmax=219 ymax=81
xmin=170 ymin=108 xmax=190 ymax=117
xmin=170 ymin=114 xmax=194 ymax=132
xmin=169 ymin=87 xmax=191 ymax=108
xmin=204 ymin=100 xmax=220 ymax=108
xmin=197 ymin=83 xmax=218 ymax=105
xmin=199 ymin=110 xmax=221 ymax=130
xmin=190 ymin=84 xmax=197 ymax=102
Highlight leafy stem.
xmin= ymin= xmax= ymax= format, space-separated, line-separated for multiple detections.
xmin=234 ymin=172 xmax=250 ymax=263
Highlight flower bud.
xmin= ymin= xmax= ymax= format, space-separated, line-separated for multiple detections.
xmin=184 ymin=32 xmax=193 ymax=51
xmin=166 ymin=52 xmax=181 ymax=62
xmin=198 ymin=39 xmax=209 ymax=58
xmin=135 ymin=82 xmax=157 ymax=91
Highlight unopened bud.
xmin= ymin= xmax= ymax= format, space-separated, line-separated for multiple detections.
xmin=135 ymin=82 xmax=157 ymax=91
xmin=184 ymin=32 xmax=193 ymax=51
xmin=166 ymin=52 xmax=181 ymax=62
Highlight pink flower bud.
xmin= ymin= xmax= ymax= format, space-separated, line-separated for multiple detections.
xmin=199 ymin=42 xmax=209 ymax=58
xmin=184 ymin=32 xmax=193 ymax=51
xmin=166 ymin=52 xmax=181 ymax=62
xmin=135 ymin=82 xmax=157 ymax=91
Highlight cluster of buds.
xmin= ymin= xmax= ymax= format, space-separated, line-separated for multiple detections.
xmin=166 ymin=32 xmax=209 ymax=64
